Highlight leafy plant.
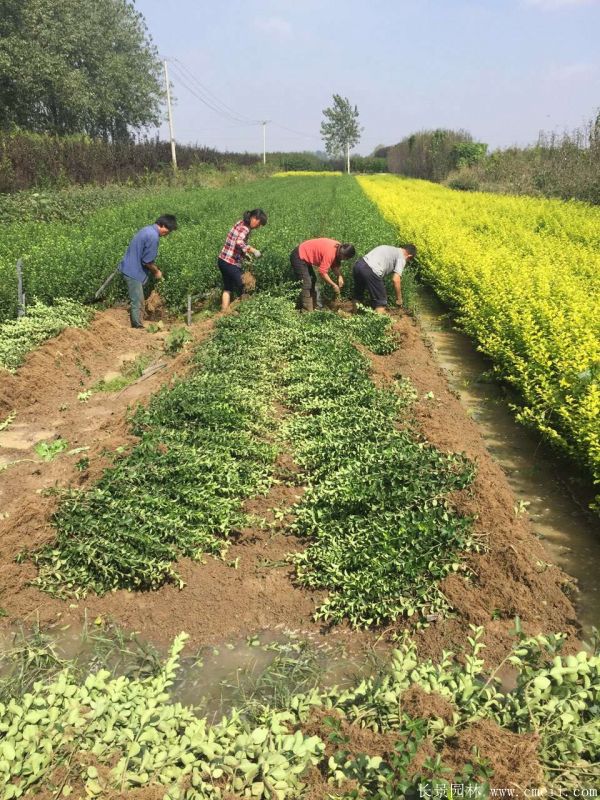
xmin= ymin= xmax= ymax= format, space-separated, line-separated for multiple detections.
xmin=27 ymin=295 xmax=477 ymax=629
xmin=34 ymin=438 xmax=69 ymax=461
xmin=358 ymin=174 xmax=600 ymax=511
xmin=28 ymin=299 xmax=292 ymax=597
xmin=164 ymin=326 xmax=192 ymax=354
xmin=0 ymin=626 xmax=597 ymax=797
xmin=281 ymin=308 xmax=477 ymax=627
xmin=0 ymin=300 xmax=93 ymax=371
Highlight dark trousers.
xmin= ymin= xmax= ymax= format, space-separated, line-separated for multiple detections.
xmin=290 ymin=247 xmax=318 ymax=311
xmin=218 ymin=258 xmax=244 ymax=296
xmin=353 ymin=258 xmax=388 ymax=308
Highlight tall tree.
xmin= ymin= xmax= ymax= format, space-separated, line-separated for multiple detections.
xmin=0 ymin=0 xmax=163 ymax=140
xmin=320 ymin=94 xmax=362 ymax=174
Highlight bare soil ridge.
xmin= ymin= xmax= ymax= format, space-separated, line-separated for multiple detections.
xmin=0 ymin=305 xmax=579 ymax=666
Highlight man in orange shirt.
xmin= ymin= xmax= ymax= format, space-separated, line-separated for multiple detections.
xmin=290 ymin=238 xmax=356 ymax=311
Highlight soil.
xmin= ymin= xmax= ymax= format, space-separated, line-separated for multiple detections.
xmin=0 ymin=301 xmax=582 ymax=798
xmin=442 ymin=719 xmax=544 ymax=793
xmin=0 ymin=304 xmax=579 ymax=668
xmin=401 ymin=684 xmax=456 ymax=724
xmin=362 ymin=310 xmax=580 ymax=664
xmin=300 ymin=697 xmax=543 ymax=796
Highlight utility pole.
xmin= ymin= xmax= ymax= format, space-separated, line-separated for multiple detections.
xmin=163 ymin=60 xmax=177 ymax=170
xmin=262 ymin=120 xmax=270 ymax=165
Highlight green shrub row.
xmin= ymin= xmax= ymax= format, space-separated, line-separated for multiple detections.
xmin=1 ymin=625 xmax=598 ymax=797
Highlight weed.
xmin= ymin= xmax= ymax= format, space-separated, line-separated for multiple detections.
xmin=0 ymin=411 xmax=16 ymax=431
xmin=90 ymin=355 xmax=152 ymax=393
xmin=164 ymin=326 xmax=192 ymax=354
xmin=34 ymin=438 xmax=69 ymax=461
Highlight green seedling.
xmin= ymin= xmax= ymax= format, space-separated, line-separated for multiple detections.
xmin=34 ymin=438 xmax=69 ymax=461
xmin=164 ymin=326 xmax=192 ymax=354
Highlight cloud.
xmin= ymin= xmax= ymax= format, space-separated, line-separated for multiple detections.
xmin=255 ymin=17 xmax=292 ymax=38
xmin=524 ymin=0 xmax=598 ymax=8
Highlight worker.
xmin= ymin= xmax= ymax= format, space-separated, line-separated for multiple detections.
xmin=352 ymin=244 xmax=417 ymax=313
xmin=218 ymin=209 xmax=267 ymax=311
xmin=290 ymin=238 xmax=356 ymax=311
xmin=118 ymin=215 xmax=178 ymax=329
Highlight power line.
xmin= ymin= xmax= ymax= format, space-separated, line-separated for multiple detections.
xmin=271 ymin=122 xmax=321 ymax=141
xmin=162 ymin=56 xmax=323 ymax=146
xmin=167 ymin=64 xmax=258 ymax=127
xmin=171 ymin=59 xmax=260 ymax=126
xmin=166 ymin=59 xmax=262 ymax=127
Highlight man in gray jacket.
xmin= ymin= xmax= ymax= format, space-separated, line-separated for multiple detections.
xmin=352 ymin=244 xmax=416 ymax=314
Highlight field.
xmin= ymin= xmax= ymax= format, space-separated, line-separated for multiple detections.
xmin=1 ymin=173 xmax=597 ymax=500
xmin=359 ymin=176 xmax=600 ymax=507
xmin=0 ymin=175 xmax=392 ymax=324
xmin=0 ymin=174 xmax=598 ymax=797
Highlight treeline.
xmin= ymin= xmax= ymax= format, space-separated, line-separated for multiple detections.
xmin=385 ymin=113 xmax=600 ymax=204
xmin=268 ymin=151 xmax=387 ymax=173
xmin=0 ymin=132 xmax=260 ymax=193
xmin=447 ymin=118 xmax=600 ymax=204
xmin=0 ymin=134 xmax=389 ymax=193
xmin=385 ymin=130 xmax=487 ymax=182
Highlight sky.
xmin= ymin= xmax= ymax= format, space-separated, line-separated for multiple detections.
xmin=136 ymin=0 xmax=600 ymax=156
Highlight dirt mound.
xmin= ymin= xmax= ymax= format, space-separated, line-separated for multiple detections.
xmin=401 ymin=684 xmax=456 ymax=724
xmin=362 ymin=311 xmax=579 ymax=664
xmin=0 ymin=308 xmax=158 ymax=417
xmin=0 ymin=304 xmax=216 ymax=630
xmin=443 ymin=719 xmax=543 ymax=792
xmin=144 ymin=289 xmax=166 ymax=319
xmin=242 ymin=271 xmax=256 ymax=292
xmin=302 ymin=706 xmax=542 ymax=796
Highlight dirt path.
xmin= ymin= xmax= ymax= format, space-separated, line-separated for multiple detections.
xmin=0 ymin=304 xmax=579 ymax=665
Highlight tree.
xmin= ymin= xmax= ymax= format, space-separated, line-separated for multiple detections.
xmin=372 ymin=144 xmax=390 ymax=158
xmin=320 ymin=94 xmax=362 ymax=174
xmin=0 ymin=0 xmax=163 ymax=140
xmin=387 ymin=129 xmax=485 ymax=181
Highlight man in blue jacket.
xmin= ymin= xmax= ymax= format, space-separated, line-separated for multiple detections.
xmin=119 ymin=215 xmax=177 ymax=328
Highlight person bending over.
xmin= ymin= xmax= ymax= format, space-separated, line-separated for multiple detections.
xmin=290 ymin=238 xmax=355 ymax=312
xmin=119 ymin=215 xmax=178 ymax=329
xmin=218 ymin=209 xmax=267 ymax=311
xmin=352 ymin=244 xmax=416 ymax=314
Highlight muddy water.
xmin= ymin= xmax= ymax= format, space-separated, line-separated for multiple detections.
xmin=171 ymin=627 xmax=382 ymax=720
xmin=413 ymin=286 xmax=600 ymax=637
xmin=0 ymin=621 xmax=385 ymax=718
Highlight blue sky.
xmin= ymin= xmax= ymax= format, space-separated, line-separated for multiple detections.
xmin=136 ymin=0 xmax=600 ymax=155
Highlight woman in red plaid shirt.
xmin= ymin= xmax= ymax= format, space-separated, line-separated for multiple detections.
xmin=218 ymin=209 xmax=267 ymax=311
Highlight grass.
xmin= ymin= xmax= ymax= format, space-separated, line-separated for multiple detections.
xmin=216 ymin=642 xmax=324 ymax=724
xmin=0 ymin=616 xmax=162 ymax=705
xmin=90 ymin=354 xmax=152 ymax=393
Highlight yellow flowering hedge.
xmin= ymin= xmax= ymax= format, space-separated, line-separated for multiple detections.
xmin=358 ymin=175 xmax=600 ymax=507
xmin=273 ymin=170 xmax=343 ymax=177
